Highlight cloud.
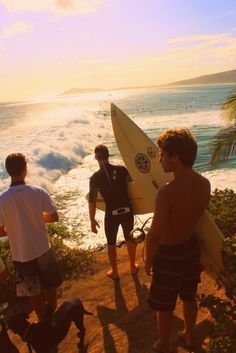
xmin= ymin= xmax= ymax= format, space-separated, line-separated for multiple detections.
xmin=2 ymin=20 xmax=33 ymax=38
xmin=0 ymin=0 xmax=109 ymax=14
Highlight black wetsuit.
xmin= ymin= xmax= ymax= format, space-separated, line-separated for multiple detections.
xmin=89 ymin=163 xmax=134 ymax=245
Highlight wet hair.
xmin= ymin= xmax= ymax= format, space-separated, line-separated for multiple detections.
xmin=5 ymin=153 xmax=27 ymax=177
xmin=157 ymin=128 xmax=197 ymax=167
xmin=94 ymin=144 xmax=109 ymax=161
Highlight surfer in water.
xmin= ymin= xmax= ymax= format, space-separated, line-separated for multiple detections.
xmin=88 ymin=144 xmax=139 ymax=279
xmin=145 ymin=129 xmax=210 ymax=353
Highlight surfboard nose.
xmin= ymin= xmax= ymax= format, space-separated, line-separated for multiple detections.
xmin=111 ymin=103 xmax=118 ymax=117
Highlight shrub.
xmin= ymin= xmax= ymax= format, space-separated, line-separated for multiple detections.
xmin=0 ymin=223 xmax=95 ymax=303
xmin=50 ymin=234 xmax=95 ymax=279
xmin=199 ymin=294 xmax=236 ymax=353
xmin=208 ymin=188 xmax=236 ymax=237
xmin=199 ymin=188 xmax=236 ymax=353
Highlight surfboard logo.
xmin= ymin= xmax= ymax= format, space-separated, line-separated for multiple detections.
xmin=147 ymin=146 xmax=156 ymax=158
xmin=135 ymin=153 xmax=150 ymax=173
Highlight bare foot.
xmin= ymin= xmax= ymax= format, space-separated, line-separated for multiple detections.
xmin=106 ymin=269 xmax=119 ymax=280
xmin=152 ymin=339 xmax=170 ymax=352
xmin=178 ymin=331 xmax=195 ymax=351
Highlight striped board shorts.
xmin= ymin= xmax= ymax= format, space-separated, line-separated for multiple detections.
xmin=148 ymin=236 xmax=200 ymax=312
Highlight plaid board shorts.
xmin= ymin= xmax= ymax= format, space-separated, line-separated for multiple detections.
xmin=148 ymin=236 xmax=200 ymax=312
xmin=14 ymin=248 xmax=63 ymax=297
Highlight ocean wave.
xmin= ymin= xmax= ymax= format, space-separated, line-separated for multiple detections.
xmin=0 ymin=112 xmax=111 ymax=193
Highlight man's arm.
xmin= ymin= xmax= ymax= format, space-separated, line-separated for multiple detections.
xmin=145 ymin=187 xmax=169 ymax=275
xmin=43 ymin=211 xmax=59 ymax=223
xmin=89 ymin=202 xmax=100 ymax=233
xmin=88 ymin=176 xmax=100 ymax=233
xmin=0 ymin=226 xmax=7 ymax=237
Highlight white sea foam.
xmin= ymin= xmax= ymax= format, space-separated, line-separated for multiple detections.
xmin=203 ymin=169 xmax=236 ymax=192
xmin=0 ymin=111 xmax=112 ymax=192
xmin=0 ymin=85 xmax=235 ymax=248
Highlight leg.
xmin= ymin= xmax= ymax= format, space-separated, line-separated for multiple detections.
xmin=37 ymin=248 xmax=63 ymax=317
xmin=43 ymin=287 xmax=57 ymax=310
xmin=107 ymin=245 xmax=119 ymax=278
xmin=179 ymin=238 xmax=200 ymax=347
xmin=126 ymin=241 xmax=138 ymax=274
xmin=29 ymin=293 xmax=46 ymax=322
xmin=105 ymin=215 xmax=119 ymax=278
xmin=122 ymin=214 xmax=138 ymax=274
xmin=14 ymin=260 xmax=45 ymax=321
xmin=180 ymin=299 xmax=198 ymax=347
xmin=157 ymin=310 xmax=173 ymax=352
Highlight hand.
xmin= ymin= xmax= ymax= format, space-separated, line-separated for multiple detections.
xmin=91 ymin=219 xmax=100 ymax=233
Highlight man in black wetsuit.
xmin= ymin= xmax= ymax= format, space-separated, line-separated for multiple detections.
xmin=88 ymin=144 xmax=139 ymax=279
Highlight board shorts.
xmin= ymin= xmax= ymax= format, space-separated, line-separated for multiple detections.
xmin=148 ymin=236 xmax=200 ymax=312
xmin=104 ymin=212 xmax=134 ymax=245
xmin=14 ymin=248 xmax=63 ymax=297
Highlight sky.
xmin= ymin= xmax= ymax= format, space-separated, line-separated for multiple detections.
xmin=0 ymin=0 xmax=236 ymax=102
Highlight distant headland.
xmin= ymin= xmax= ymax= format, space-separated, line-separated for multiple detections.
xmin=60 ymin=69 xmax=236 ymax=96
xmin=167 ymin=68 xmax=236 ymax=86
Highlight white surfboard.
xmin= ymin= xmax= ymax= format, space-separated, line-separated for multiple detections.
xmin=110 ymin=103 xmax=226 ymax=281
xmin=86 ymin=181 xmax=153 ymax=215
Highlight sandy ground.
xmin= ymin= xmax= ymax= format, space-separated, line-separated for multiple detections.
xmin=8 ymin=244 xmax=219 ymax=353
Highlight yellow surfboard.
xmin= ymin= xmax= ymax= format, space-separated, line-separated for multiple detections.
xmin=110 ymin=103 xmax=225 ymax=281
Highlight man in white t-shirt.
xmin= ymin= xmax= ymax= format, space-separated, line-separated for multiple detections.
xmin=0 ymin=153 xmax=62 ymax=321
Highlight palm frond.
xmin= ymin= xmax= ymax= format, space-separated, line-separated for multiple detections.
xmin=210 ymin=124 xmax=236 ymax=165
xmin=222 ymin=91 xmax=236 ymax=122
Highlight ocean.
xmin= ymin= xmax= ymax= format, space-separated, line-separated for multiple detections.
xmin=0 ymin=84 xmax=236 ymax=248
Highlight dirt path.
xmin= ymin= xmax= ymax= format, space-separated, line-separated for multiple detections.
xmin=9 ymin=244 xmax=217 ymax=353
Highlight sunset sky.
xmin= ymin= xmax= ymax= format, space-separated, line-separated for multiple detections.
xmin=0 ymin=0 xmax=236 ymax=102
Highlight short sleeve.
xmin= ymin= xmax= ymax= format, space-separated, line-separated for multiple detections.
xmin=88 ymin=175 xmax=98 ymax=203
xmin=42 ymin=189 xmax=57 ymax=214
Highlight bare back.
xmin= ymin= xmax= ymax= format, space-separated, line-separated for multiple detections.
xmin=158 ymin=171 xmax=210 ymax=245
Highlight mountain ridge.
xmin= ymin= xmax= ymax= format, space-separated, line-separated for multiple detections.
xmin=60 ymin=69 xmax=236 ymax=96
xmin=167 ymin=69 xmax=236 ymax=86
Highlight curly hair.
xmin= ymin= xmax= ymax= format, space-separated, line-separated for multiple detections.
xmin=5 ymin=153 xmax=27 ymax=177
xmin=157 ymin=128 xmax=197 ymax=167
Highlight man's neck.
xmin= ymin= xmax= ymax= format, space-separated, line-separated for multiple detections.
xmin=10 ymin=177 xmax=25 ymax=186
xmin=98 ymin=160 xmax=109 ymax=168
xmin=173 ymin=165 xmax=193 ymax=179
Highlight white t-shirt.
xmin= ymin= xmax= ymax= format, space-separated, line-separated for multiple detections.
xmin=0 ymin=184 xmax=57 ymax=262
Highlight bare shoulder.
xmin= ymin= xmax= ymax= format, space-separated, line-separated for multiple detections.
xmin=156 ymin=182 xmax=173 ymax=202
xmin=195 ymin=172 xmax=211 ymax=190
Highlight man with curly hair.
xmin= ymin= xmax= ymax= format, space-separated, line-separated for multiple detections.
xmin=145 ymin=129 xmax=210 ymax=353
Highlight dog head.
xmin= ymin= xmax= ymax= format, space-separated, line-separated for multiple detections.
xmin=7 ymin=313 xmax=30 ymax=336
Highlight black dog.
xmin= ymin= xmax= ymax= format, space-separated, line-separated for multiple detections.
xmin=0 ymin=316 xmax=19 ymax=353
xmin=7 ymin=298 xmax=93 ymax=353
